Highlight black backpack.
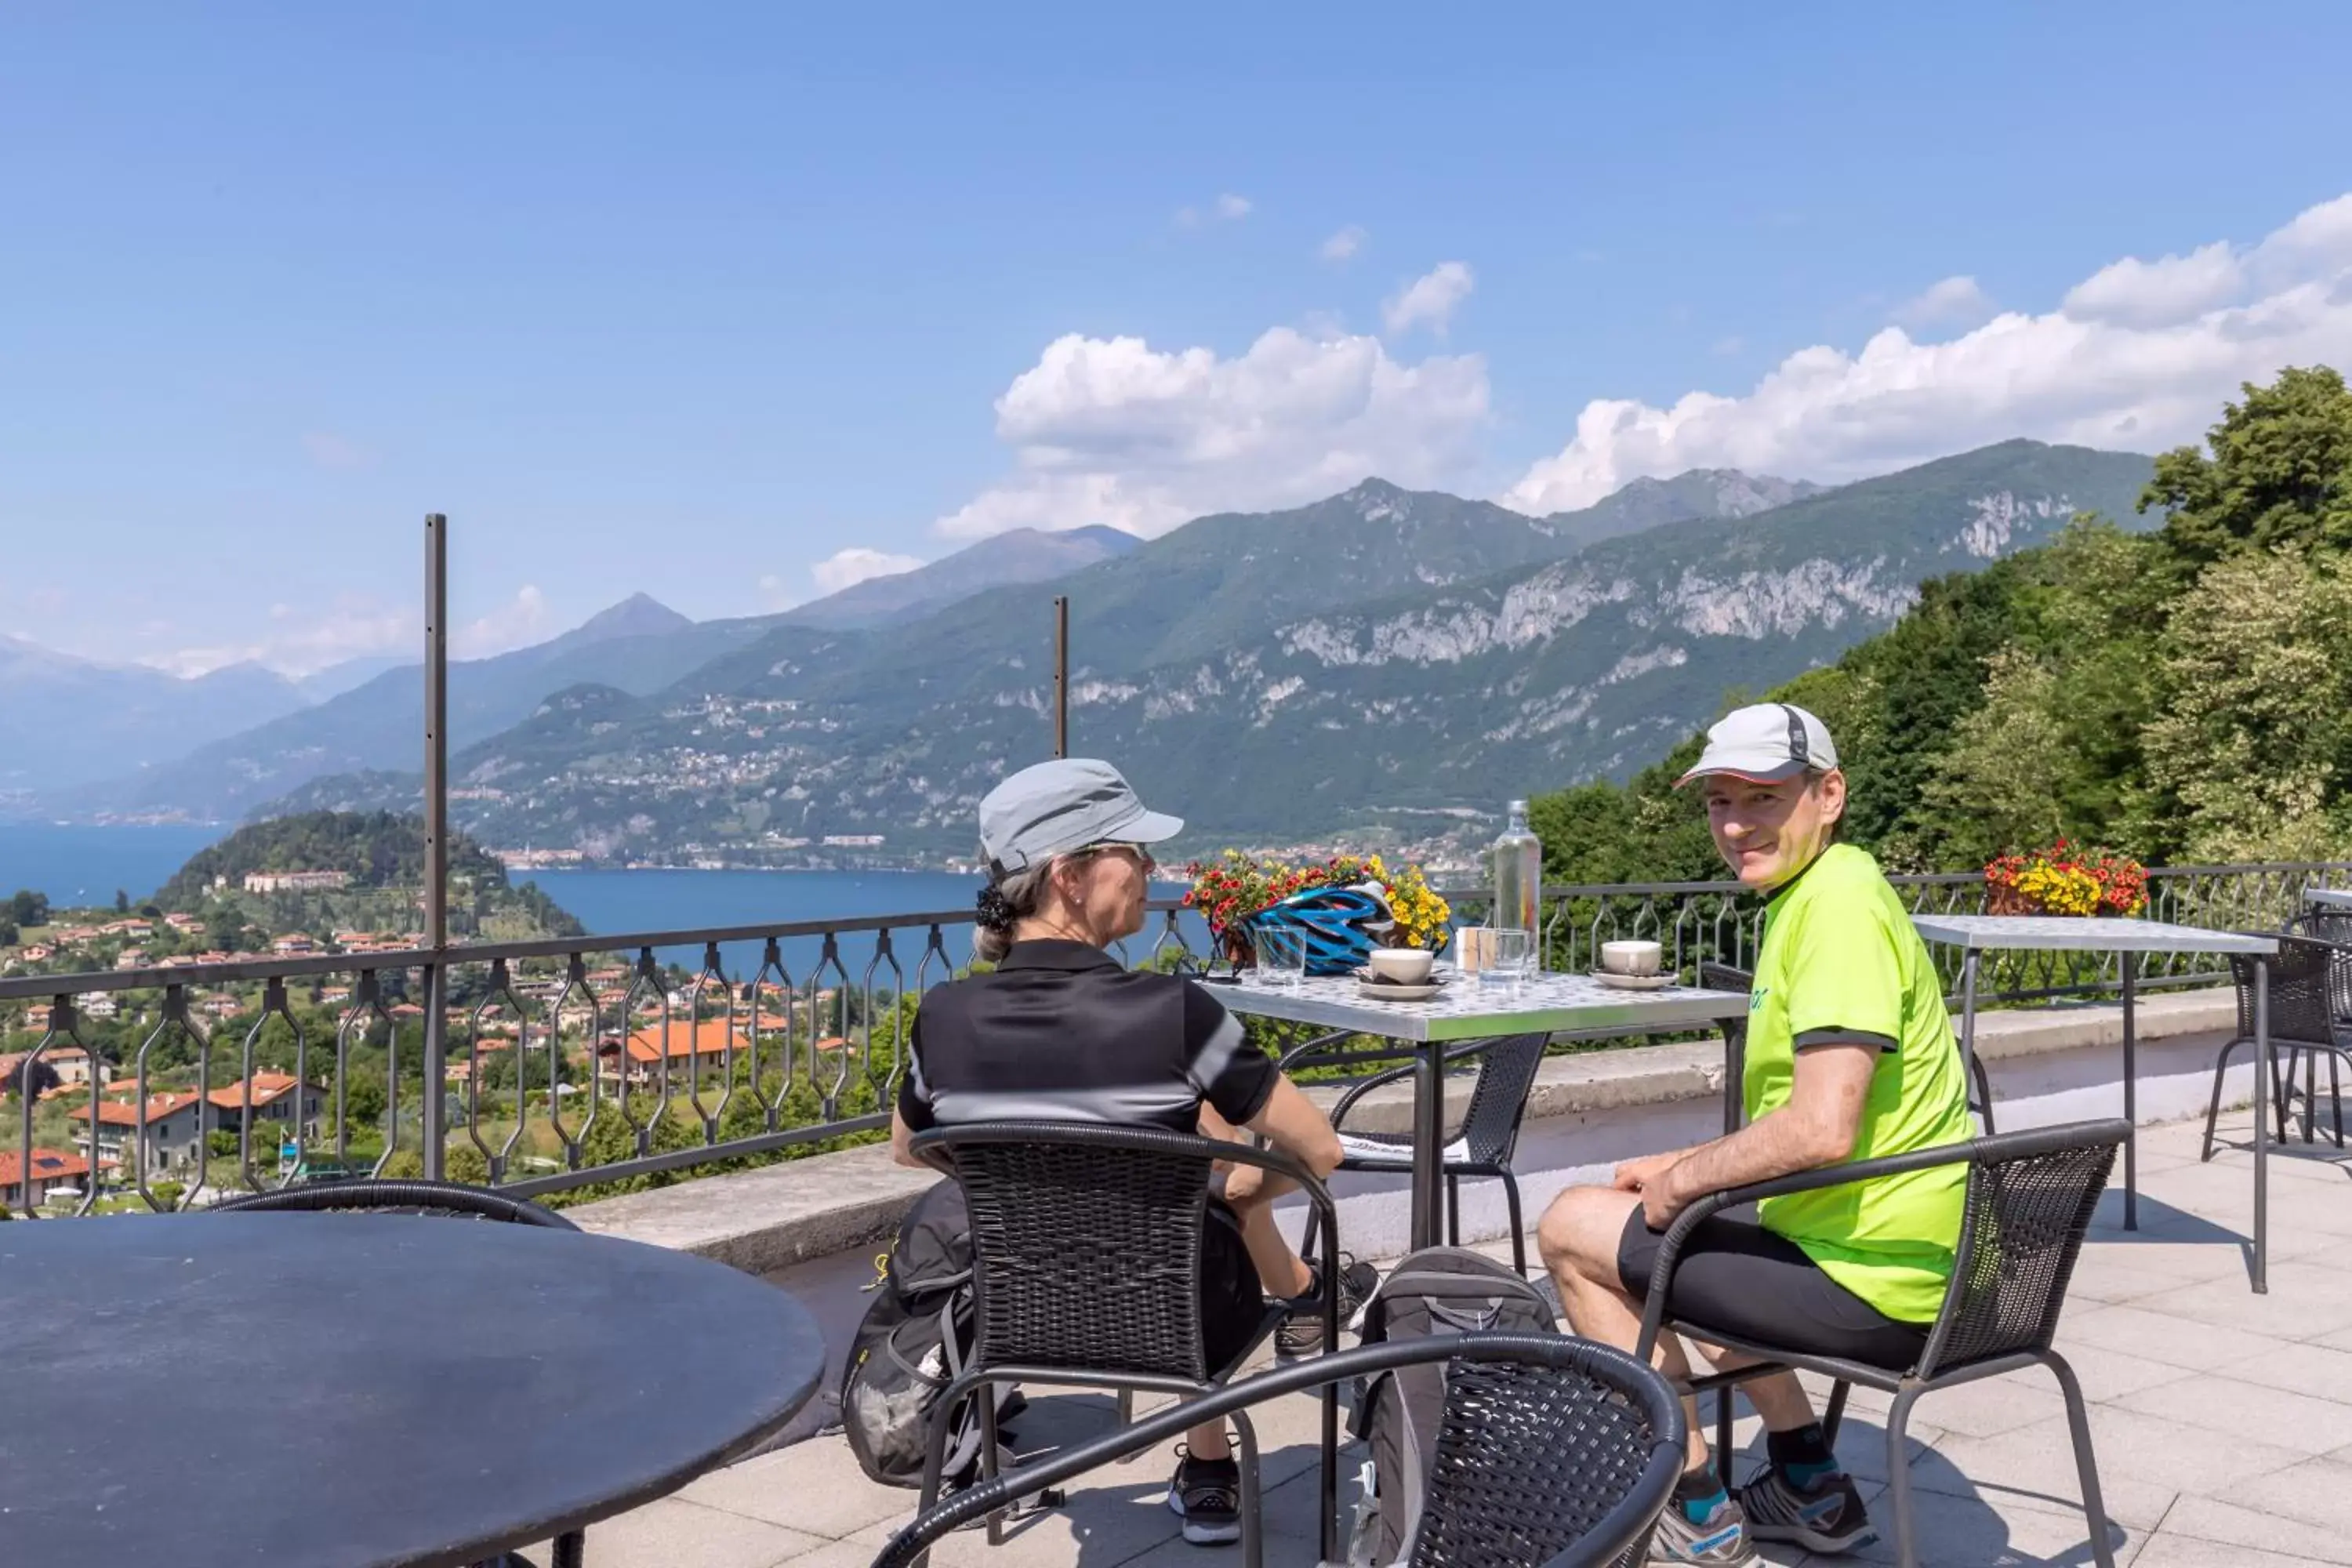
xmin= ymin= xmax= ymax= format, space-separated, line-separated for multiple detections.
xmin=839 ymin=1179 xmax=1003 ymax=1490
xmin=1348 ymin=1247 xmax=1559 ymax=1566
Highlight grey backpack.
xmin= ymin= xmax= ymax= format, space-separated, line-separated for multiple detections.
xmin=1348 ymin=1246 xmax=1560 ymax=1566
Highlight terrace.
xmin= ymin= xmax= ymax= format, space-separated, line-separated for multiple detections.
xmin=6 ymin=862 xmax=2351 ymax=1566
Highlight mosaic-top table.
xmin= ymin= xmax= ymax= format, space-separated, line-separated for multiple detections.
xmin=1912 ymin=914 xmax=2281 ymax=1290
xmin=1215 ymin=968 xmax=1748 ymax=1250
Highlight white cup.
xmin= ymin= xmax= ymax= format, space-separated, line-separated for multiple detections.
xmin=1599 ymin=939 xmax=1664 ymax=977
xmin=1367 ymin=947 xmax=1433 ymax=985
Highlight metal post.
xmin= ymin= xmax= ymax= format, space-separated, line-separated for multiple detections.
xmin=422 ymin=514 xmax=449 ymax=1180
xmin=2121 ymin=954 xmax=2137 ymax=1231
xmin=1052 ymin=596 xmax=1069 ymax=759
xmin=2253 ymin=955 xmax=2270 ymax=1294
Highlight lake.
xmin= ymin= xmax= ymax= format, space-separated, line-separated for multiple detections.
xmin=0 ymin=825 xmax=1204 ymax=982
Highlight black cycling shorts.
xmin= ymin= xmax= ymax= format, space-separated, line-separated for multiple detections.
xmin=1201 ymin=1196 xmax=1268 ymax=1373
xmin=1616 ymin=1205 xmax=1929 ymax=1369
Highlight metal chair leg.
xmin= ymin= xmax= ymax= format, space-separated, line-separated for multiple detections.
xmin=1445 ymin=1172 xmax=1461 ymax=1247
xmin=979 ymin=1380 xmax=1007 ymax=1545
xmin=1714 ymin=1387 xmax=1736 ymax=1491
xmin=2045 ymin=1352 xmax=2118 ymax=1568
xmin=2201 ymin=1036 xmax=2249 ymax=1161
xmin=2332 ymin=1051 xmax=2345 ymax=1149
xmin=1969 ymin=1050 xmax=1996 ymax=1134
xmin=1884 ymin=1387 xmax=1922 ymax=1568
xmin=1232 ymin=1407 xmax=1264 ymax=1568
xmin=1500 ymin=1169 xmax=1526 ymax=1276
xmin=1821 ymin=1380 xmax=1850 ymax=1450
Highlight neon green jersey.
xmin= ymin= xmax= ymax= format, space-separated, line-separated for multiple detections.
xmin=1744 ymin=844 xmax=1972 ymax=1323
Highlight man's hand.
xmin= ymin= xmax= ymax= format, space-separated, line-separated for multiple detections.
xmin=1611 ymin=1152 xmax=1679 ymax=1194
xmin=1642 ymin=1161 xmax=1691 ymax=1230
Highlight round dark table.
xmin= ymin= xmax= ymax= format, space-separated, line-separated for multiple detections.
xmin=0 ymin=1212 xmax=826 ymax=1567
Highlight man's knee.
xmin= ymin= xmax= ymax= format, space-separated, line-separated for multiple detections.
xmin=1537 ymin=1184 xmax=1634 ymax=1281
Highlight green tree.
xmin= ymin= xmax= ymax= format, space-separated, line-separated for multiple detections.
xmin=2146 ymin=366 xmax=2352 ymax=566
xmin=9 ymin=890 xmax=49 ymax=927
xmin=2141 ymin=546 xmax=2352 ymax=862
xmin=114 ymin=890 xmax=130 ymax=914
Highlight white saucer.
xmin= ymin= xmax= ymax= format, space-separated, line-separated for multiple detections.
xmin=1356 ymin=975 xmax=1448 ymax=1002
xmin=1591 ymin=969 xmax=1671 ymax=990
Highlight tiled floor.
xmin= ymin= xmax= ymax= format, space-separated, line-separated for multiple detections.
xmin=569 ymin=1113 xmax=2352 ymax=1566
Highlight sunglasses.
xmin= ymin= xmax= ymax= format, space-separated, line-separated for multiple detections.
xmin=1073 ymin=840 xmax=1157 ymax=871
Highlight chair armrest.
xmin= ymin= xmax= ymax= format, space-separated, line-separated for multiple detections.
xmin=1327 ymin=1037 xmax=1508 ymax=1131
xmin=1632 ymin=1118 xmax=2129 ymax=1359
xmin=864 ymin=1332 xmax=1684 ymax=1568
xmin=1275 ymin=1027 xmax=1367 ymax=1070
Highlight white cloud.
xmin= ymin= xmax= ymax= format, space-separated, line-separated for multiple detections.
xmin=302 ymin=431 xmax=377 ymax=470
xmin=142 ymin=593 xmax=415 ymax=678
xmin=1382 ymin=262 xmax=1475 ymax=337
xmin=1320 ymin=225 xmax=1367 ymax=262
xmin=2061 ymin=242 xmax=2242 ymax=328
xmin=1501 ymin=192 xmax=2352 ymax=514
xmin=1894 ymin=275 xmax=1995 ymax=328
xmin=810 ymin=547 xmax=924 ymax=597
xmin=1175 ymin=193 xmax=1252 ymax=228
xmin=935 ymin=327 xmax=1490 ymax=540
xmin=453 ymin=584 xmax=552 ymax=659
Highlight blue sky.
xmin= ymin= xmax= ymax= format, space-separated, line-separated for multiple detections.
xmin=5 ymin=1 xmax=2351 ymax=675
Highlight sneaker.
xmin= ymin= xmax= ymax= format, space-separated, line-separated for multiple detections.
xmin=1274 ymin=1257 xmax=1378 ymax=1359
xmin=1646 ymin=1487 xmax=1758 ymax=1565
xmin=1166 ymin=1448 xmax=1242 ymax=1546
xmin=1736 ymin=1465 xmax=1877 ymax=1554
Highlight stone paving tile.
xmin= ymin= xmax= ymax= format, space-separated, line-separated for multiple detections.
xmin=678 ymin=1424 xmax=916 ymax=1539
xmin=2114 ymin=1374 xmax=2352 ymax=1454
xmin=580 ymin=1497 xmax=826 ymax=1568
xmin=2220 ymin=1456 xmax=2352 ymax=1534
xmin=2132 ymin=1533 xmax=2338 ymax=1567
xmin=2156 ymin=1495 xmax=2352 ymax=1566
xmin=2060 ymin=1301 xmax=2299 ymax=1370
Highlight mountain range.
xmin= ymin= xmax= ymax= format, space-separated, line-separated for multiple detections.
xmin=228 ymin=439 xmax=2156 ymax=865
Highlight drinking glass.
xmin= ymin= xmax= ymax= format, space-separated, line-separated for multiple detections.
xmin=1249 ymin=925 xmax=1308 ymax=989
xmin=1480 ymin=927 xmax=1532 ymax=989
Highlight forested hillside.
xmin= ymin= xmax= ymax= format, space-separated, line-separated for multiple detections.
xmin=1532 ymin=366 xmax=2352 ymax=881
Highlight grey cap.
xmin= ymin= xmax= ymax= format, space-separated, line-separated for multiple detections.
xmin=978 ymin=758 xmax=1184 ymax=876
xmin=1676 ymin=702 xmax=1840 ymax=786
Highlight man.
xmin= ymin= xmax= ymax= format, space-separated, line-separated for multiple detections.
xmin=1537 ymin=703 xmax=1972 ymax=1564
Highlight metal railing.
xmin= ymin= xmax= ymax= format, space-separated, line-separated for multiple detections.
xmin=6 ymin=862 xmax=2347 ymax=1218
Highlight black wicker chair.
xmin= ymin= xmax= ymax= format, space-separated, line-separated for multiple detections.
xmin=1704 ymin=961 xmax=1996 ymax=1134
xmin=906 ymin=1121 xmax=1344 ymax=1568
xmin=1298 ymin=1031 xmax=1549 ymax=1274
xmin=1635 ymin=1119 xmax=2127 ymax=1568
xmin=869 ymin=1332 xmax=1685 ymax=1568
xmin=2201 ymin=935 xmax=2352 ymax=1158
xmin=212 ymin=1178 xmax=581 ymax=1568
xmin=209 ymin=1176 xmax=579 ymax=1228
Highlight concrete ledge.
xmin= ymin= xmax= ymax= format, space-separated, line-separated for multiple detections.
xmin=567 ymin=1142 xmax=938 ymax=1275
xmin=574 ymin=986 xmax=2245 ymax=1266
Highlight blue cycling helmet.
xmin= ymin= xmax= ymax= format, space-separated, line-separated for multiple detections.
xmin=1247 ymin=886 xmax=1392 ymax=976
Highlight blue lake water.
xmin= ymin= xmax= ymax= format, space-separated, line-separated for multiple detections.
xmin=0 ymin=825 xmax=1205 ymax=984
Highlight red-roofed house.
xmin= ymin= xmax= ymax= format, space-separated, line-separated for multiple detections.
xmin=206 ymin=1073 xmax=326 ymax=1140
xmin=0 ymin=1147 xmax=109 ymax=1208
xmin=71 ymin=1091 xmax=209 ymax=1173
xmin=594 ymin=1018 xmax=746 ymax=1089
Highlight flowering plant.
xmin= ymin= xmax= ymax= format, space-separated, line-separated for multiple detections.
xmin=1984 ymin=840 xmax=2147 ymax=917
xmin=1182 ymin=851 xmax=1454 ymax=954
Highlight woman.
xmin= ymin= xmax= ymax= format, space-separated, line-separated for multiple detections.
xmin=890 ymin=757 xmax=1367 ymax=1548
